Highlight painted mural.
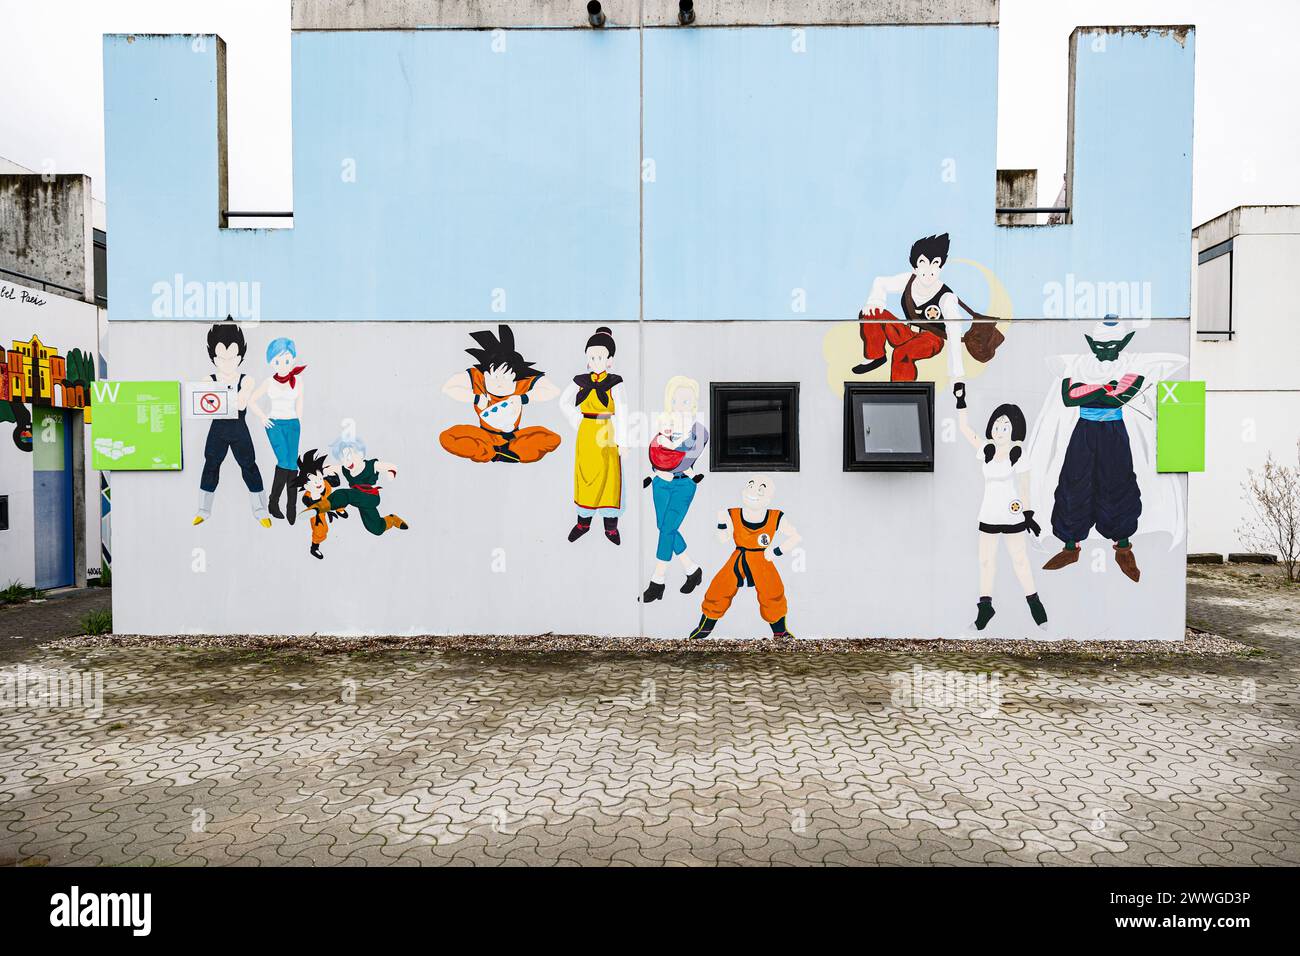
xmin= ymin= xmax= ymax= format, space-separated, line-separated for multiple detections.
xmin=954 ymin=382 xmax=1048 ymax=631
xmin=295 ymin=448 xmax=342 ymax=559
xmin=0 ymin=289 xmax=105 ymax=590
xmin=1 ymin=399 xmax=33 ymax=451
xmin=821 ymin=241 xmax=1012 ymax=399
xmin=247 ymin=337 xmax=306 ymax=525
xmin=327 ymin=435 xmax=408 ymax=537
xmin=641 ymin=375 xmax=708 ymax=602
xmin=1026 ymin=319 xmax=1189 ymax=584
xmin=96 ymin=24 xmax=1197 ymax=642
xmin=2 ymin=334 xmax=96 ymax=421
xmin=177 ymin=321 xmax=413 ymax=558
xmin=689 ymin=476 xmax=801 ymax=641
xmin=193 ymin=320 xmax=269 ymax=526
xmin=440 ymin=325 xmax=561 ymax=464
xmin=0 ymin=332 xmax=94 ymax=460
xmin=854 ymin=234 xmax=1005 ymax=381
xmin=561 ymin=327 xmax=626 ymax=545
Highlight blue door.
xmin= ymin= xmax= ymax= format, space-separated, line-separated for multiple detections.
xmin=32 ymin=408 xmax=74 ymax=590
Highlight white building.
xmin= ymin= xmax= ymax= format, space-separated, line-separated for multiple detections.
xmin=0 ymin=173 xmax=106 ymax=590
xmin=96 ymin=6 xmax=1199 ymax=641
xmin=1190 ymin=205 xmax=1300 ymax=557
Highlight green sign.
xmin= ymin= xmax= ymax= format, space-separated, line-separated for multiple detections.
xmin=1156 ymin=380 xmax=1205 ymax=473
xmin=90 ymin=380 xmax=183 ymax=471
xmin=31 ymin=409 xmax=67 ymax=471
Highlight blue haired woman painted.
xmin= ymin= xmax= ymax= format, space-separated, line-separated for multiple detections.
xmin=248 ymin=336 xmax=306 ymax=524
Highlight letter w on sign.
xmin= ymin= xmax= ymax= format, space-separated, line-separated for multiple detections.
xmin=91 ymin=381 xmax=121 ymax=404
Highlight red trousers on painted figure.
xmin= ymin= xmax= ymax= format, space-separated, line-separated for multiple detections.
xmin=859 ymin=311 xmax=944 ymax=382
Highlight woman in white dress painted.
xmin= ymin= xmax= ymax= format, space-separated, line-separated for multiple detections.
xmin=954 ymin=382 xmax=1048 ymax=632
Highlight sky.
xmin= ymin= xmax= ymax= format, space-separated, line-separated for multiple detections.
xmin=0 ymin=0 xmax=1295 ymax=228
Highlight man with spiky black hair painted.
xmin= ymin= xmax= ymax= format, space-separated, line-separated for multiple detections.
xmin=439 ymin=324 xmax=562 ymax=463
xmin=295 ymin=447 xmax=350 ymax=559
xmin=854 ymin=233 xmax=1004 ymax=381
xmin=194 ymin=318 xmax=270 ymax=526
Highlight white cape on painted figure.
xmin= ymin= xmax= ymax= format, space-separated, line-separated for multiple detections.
xmin=1025 ymin=348 xmax=1190 ymax=550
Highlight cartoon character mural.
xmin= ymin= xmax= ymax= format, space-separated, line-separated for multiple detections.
xmin=561 ymin=327 xmax=626 ymax=545
xmin=1 ymin=400 xmax=33 ymax=451
xmin=440 ymin=324 xmax=561 ymax=464
xmin=295 ymin=448 xmax=349 ymax=560
xmin=688 ymin=476 xmax=801 ymax=641
xmin=954 ymin=383 xmax=1048 ymax=631
xmin=327 ymin=434 xmax=409 ymax=538
xmin=641 ymin=375 xmax=708 ymax=602
xmin=247 ymin=337 xmax=305 ymax=525
xmin=193 ymin=320 xmax=269 ymax=527
xmin=854 ymin=233 xmax=1004 ymax=381
xmin=1026 ymin=318 xmax=1189 ymax=583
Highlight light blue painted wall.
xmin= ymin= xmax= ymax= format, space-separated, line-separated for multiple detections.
xmin=104 ymin=30 xmax=642 ymax=322
xmin=644 ymin=25 xmax=1000 ymax=321
xmin=104 ymin=25 xmax=1194 ymax=323
xmin=992 ymin=29 xmax=1195 ymax=320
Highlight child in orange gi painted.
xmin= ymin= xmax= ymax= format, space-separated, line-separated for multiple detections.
xmin=294 ymin=448 xmax=350 ymax=560
xmin=688 ymin=476 xmax=802 ymax=641
xmin=439 ymin=324 xmax=561 ymax=464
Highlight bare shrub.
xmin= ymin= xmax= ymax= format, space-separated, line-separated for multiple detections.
xmin=1238 ymin=440 xmax=1300 ymax=583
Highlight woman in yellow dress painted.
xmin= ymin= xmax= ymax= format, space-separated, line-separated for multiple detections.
xmin=561 ymin=327 xmax=626 ymax=545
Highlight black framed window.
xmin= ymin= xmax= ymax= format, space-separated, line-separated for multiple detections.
xmin=710 ymin=382 xmax=799 ymax=472
xmin=843 ymin=382 xmax=934 ymax=472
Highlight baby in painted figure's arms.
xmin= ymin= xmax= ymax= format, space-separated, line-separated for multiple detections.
xmin=643 ymin=413 xmax=705 ymax=488
xmin=649 ymin=417 xmax=688 ymax=472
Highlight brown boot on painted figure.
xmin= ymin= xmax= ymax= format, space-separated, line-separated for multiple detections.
xmin=1113 ymin=544 xmax=1141 ymax=582
xmin=1042 ymin=546 xmax=1081 ymax=571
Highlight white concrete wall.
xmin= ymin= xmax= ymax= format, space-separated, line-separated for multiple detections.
xmin=1190 ymin=226 xmax=1300 ymax=553
xmin=108 ymin=317 xmax=1190 ymax=640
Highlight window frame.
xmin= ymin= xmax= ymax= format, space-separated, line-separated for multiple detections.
xmin=708 ymin=381 xmax=800 ymax=473
xmin=842 ymin=381 xmax=935 ymax=472
xmin=1196 ymin=238 xmax=1233 ymax=340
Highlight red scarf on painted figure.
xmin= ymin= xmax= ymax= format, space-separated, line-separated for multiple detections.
xmin=274 ymin=365 xmax=307 ymax=389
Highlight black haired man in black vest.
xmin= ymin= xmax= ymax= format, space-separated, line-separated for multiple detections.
xmin=854 ymin=233 xmax=1003 ymax=381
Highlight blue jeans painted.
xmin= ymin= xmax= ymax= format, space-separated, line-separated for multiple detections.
xmin=267 ymin=418 xmax=301 ymax=471
xmin=652 ymin=475 xmax=696 ymax=562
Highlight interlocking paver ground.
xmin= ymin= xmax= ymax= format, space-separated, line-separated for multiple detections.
xmin=1 ymin=564 xmax=1298 ymax=866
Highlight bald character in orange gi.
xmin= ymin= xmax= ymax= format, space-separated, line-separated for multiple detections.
xmin=689 ymin=476 xmax=802 ymax=641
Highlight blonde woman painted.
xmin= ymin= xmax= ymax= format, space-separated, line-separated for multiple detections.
xmin=641 ymin=375 xmax=708 ymax=602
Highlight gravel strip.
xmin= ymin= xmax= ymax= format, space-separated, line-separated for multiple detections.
xmin=45 ymin=627 xmax=1252 ymax=659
